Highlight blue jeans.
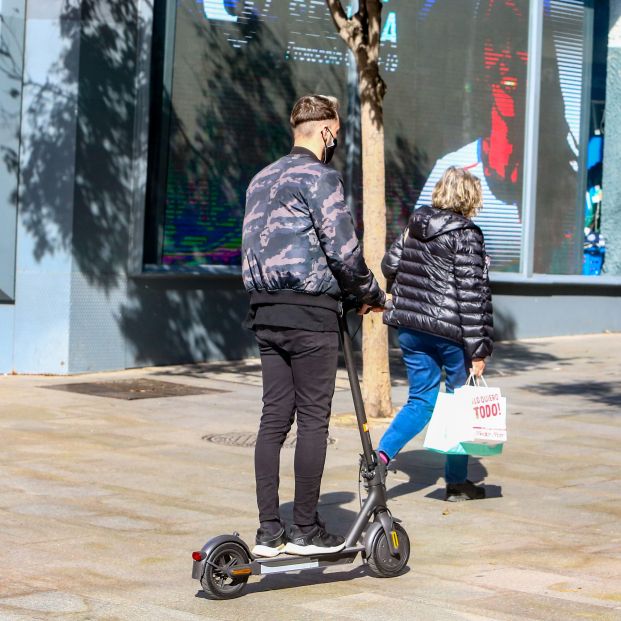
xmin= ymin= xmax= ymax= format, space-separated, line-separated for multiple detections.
xmin=378 ymin=328 xmax=470 ymax=484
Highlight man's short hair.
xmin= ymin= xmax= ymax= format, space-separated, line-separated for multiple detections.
xmin=290 ymin=95 xmax=339 ymax=134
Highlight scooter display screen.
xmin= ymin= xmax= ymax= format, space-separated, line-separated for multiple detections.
xmin=154 ymin=0 xmax=587 ymax=274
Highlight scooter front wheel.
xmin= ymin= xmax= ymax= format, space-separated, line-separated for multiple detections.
xmin=367 ymin=522 xmax=410 ymax=578
xmin=200 ymin=541 xmax=250 ymax=599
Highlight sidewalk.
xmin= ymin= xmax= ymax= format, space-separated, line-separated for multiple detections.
xmin=0 ymin=333 xmax=620 ymax=620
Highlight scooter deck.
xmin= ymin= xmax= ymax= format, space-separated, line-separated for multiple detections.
xmin=250 ymin=546 xmax=364 ymax=575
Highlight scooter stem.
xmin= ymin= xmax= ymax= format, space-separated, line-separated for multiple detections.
xmin=337 ymin=312 xmax=375 ymax=470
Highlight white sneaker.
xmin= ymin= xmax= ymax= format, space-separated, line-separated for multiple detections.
xmin=284 ymin=524 xmax=345 ymax=556
xmin=251 ymin=526 xmax=287 ymax=558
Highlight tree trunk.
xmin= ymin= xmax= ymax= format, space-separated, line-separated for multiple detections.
xmin=359 ymin=75 xmax=392 ymax=418
xmin=325 ymin=0 xmax=392 ymax=417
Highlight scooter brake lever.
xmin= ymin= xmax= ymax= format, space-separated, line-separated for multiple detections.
xmin=358 ymin=454 xmax=375 ymax=480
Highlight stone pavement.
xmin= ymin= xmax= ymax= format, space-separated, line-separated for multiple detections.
xmin=0 ymin=333 xmax=620 ymax=620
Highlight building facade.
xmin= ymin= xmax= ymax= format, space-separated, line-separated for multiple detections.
xmin=1 ymin=0 xmax=620 ymax=374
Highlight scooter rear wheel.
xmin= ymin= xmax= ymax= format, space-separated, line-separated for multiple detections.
xmin=367 ymin=522 xmax=410 ymax=578
xmin=200 ymin=541 xmax=250 ymax=599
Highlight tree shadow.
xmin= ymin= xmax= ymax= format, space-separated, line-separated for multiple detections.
xmin=529 ymin=380 xmax=621 ymax=410
xmin=42 ymin=0 xmax=256 ymax=365
xmin=487 ymin=340 xmax=563 ymax=377
xmin=18 ymin=1 xmax=339 ymax=368
xmin=118 ymin=275 xmax=255 ymax=364
xmin=157 ymin=8 xmax=296 ymax=268
xmin=492 ymin=304 xmax=517 ymax=342
xmin=279 ymin=491 xmax=360 ymax=538
xmin=154 ymin=357 xmax=263 ymax=379
xmin=194 ymin=564 xmax=370 ymax=599
xmin=118 ymin=6 xmax=306 ymax=361
xmin=17 ymin=1 xmax=138 ymax=288
xmin=385 ymin=336 xmax=564 ymax=384
xmin=387 ymin=449 xmax=502 ymax=501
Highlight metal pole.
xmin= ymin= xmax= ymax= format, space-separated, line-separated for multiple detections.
xmin=338 ymin=314 xmax=375 ymax=468
xmin=520 ymin=0 xmax=545 ymax=277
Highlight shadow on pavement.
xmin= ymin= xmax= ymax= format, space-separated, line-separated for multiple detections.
xmin=279 ymin=491 xmax=360 ymax=538
xmin=529 ymin=380 xmax=621 ymax=409
xmin=387 ymin=449 xmax=504 ymax=501
xmin=156 ymin=359 xmax=263 ymax=378
xmin=194 ymin=563 xmax=387 ymax=598
xmin=151 ymin=332 xmax=569 ymax=387
xmin=477 ymin=341 xmax=564 ymax=376
xmin=345 ymin=340 xmax=567 ymax=386
xmin=241 ymin=564 xmax=374 ymax=595
xmin=424 ymin=484 xmax=503 ymax=501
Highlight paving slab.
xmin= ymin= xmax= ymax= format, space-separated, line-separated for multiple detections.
xmin=1 ymin=333 xmax=620 ymax=620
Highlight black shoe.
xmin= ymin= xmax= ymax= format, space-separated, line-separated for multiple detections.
xmin=251 ymin=525 xmax=287 ymax=558
xmin=284 ymin=522 xmax=345 ymax=555
xmin=445 ymin=480 xmax=486 ymax=502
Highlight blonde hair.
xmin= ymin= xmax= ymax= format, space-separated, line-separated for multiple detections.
xmin=431 ymin=166 xmax=483 ymax=218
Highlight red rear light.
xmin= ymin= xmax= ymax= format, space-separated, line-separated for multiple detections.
xmin=192 ymin=551 xmax=203 ymax=562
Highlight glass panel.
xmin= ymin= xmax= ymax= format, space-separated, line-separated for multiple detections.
xmin=147 ymin=0 xmax=532 ymax=271
xmin=533 ymin=0 xmax=592 ymax=274
xmin=391 ymin=0 xmax=529 ymax=274
xmin=150 ymin=0 xmax=356 ymax=267
xmin=582 ymin=0 xmax=610 ymax=275
xmin=0 ymin=0 xmax=25 ymax=301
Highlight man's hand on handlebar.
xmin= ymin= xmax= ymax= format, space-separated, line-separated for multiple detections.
xmin=357 ymin=303 xmax=384 ymax=315
xmin=357 ymin=294 xmax=392 ymax=316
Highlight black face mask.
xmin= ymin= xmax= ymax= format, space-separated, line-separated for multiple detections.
xmin=322 ymin=128 xmax=338 ymax=164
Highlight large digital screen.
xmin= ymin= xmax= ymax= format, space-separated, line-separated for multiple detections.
xmin=154 ymin=0 xmax=588 ymax=274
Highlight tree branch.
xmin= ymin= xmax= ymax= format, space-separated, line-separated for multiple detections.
xmin=325 ymin=0 xmax=365 ymax=53
xmin=365 ymin=0 xmax=382 ymax=63
xmin=325 ymin=0 xmax=349 ymax=32
xmin=356 ymin=0 xmax=368 ymax=24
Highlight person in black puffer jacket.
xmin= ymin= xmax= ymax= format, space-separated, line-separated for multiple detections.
xmin=377 ymin=166 xmax=493 ymax=502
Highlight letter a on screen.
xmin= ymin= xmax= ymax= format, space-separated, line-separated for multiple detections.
xmin=381 ymin=12 xmax=397 ymax=44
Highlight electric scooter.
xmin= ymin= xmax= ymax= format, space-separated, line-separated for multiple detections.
xmin=191 ymin=306 xmax=410 ymax=599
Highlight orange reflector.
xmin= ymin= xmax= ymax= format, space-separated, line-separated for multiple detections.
xmin=231 ymin=567 xmax=252 ymax=576
xmin=391 ymin=531 xmax=399 ymax=549
xmin=362 ymin=423 xmax=368 ymax=432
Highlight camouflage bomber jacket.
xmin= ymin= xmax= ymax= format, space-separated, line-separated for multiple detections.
xmin=241 ymin=147 xmax=385 ymax=307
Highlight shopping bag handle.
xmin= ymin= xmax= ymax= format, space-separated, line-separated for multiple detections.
xmin=466 ymin=373 xmax=488 ymax=387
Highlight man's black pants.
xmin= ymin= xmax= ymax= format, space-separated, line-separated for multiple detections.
xmin=254 ymin=327 xmax=339 ymax=529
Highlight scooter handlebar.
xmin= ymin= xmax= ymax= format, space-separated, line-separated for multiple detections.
xmin=341 ymin=296 xmax=362 ymax=315
xmin=341 ymin=296 xmax=392 ymax=316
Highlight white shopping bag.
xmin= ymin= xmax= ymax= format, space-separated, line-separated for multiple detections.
xmin=423 ymin=376 xmax=506 ymax=456
xmin=453 ymin=375 xmax=507 ymax=445
xmin=423 ymin=392 xmax=462 ymax=453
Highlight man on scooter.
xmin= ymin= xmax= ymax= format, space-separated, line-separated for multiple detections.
xmin=242 ymin=94 xmax=386 ymax=557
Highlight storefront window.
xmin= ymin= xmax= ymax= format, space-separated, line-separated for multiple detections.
xmin=0 ymin=0 xmax=25 ymax=301
xmin=534 ymin=0 xmax=609 ymax=275
xmin=146 ymin=0 xmax=354 ymax=267
xmin=146 ymin=0 xmax=532 ymax=272
xmin=582 ymin=1 xmax=609 ymax=275
xmin=146 ymin=1 xmax=615 ymax=279
xmin=400 ymin=0 xmax=529 ymax=273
